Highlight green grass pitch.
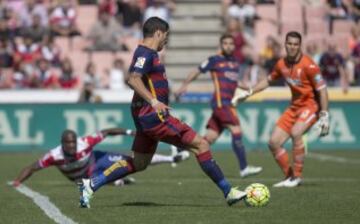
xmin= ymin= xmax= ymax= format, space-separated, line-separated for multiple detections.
xmin=1 ymin=150 xmax=360 ymax=224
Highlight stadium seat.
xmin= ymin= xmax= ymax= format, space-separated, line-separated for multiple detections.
xmin=333 ymin=20 xmax=354 ymax=35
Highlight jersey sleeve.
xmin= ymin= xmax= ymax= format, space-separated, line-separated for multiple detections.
xmin=38 ymin=151 xmax=55 ymax=168
xmin=306 ymin=63 xmax=327 ymax=91
xmin=268 ymin=61 xmax=282 ymax=81
xmin=129 ymin=52 xmax=154 ymax=76
xmin=82 ymin=132 xmax=104 ymax=147
xmin=198 ymin=56 xmax=216 ymax=73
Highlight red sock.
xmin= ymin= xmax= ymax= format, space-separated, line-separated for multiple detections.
xmin=273 ymin=148 xmax=292 ymax=177
xmin=293 ymin=140 xmax=305 ymax=178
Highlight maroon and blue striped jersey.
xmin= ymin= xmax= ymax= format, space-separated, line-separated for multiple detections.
xmin=129 ymin=45 xmax=169 ymax=131
xmin=199 ymin=54 xmax=240 ymax=108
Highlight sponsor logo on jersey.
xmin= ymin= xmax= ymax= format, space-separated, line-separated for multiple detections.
xmin=224 ymin=71 xmax=239 ymax=81
xmin=135 ymin=57 xmax=146 ymax=68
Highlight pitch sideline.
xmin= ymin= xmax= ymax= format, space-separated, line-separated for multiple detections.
xmin=8 ymin=182 xmax=77 ymax=224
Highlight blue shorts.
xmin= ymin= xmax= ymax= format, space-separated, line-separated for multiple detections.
xmin=91 ymin=150 xmax=132 ymax=176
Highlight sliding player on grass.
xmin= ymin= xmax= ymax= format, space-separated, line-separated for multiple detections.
xmin=13 ymin=128 xmax=188 ymax=187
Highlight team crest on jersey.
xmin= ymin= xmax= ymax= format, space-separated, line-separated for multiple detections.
xmin=135 ymin=57 xmax=146 ymax=68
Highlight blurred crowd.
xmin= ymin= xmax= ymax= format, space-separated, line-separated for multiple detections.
xmin=222 ymin=0 xmax=360 ymax=92
xmin=0 ymin=0 xmax=359 ymax=99
xmin=0 ymin=0 xmax=175 ymax=97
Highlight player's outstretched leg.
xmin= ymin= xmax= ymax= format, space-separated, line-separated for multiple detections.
xmin=189 ymin=134 xmax=246 ymax=205
xmin=78 ymin=154 xmax=152 ymax=208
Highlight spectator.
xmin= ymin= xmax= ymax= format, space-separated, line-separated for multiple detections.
xmin=226 ymin=17 xmax=247 ymax=63
xmin=18 ymin=0 xmax=48 ymax=28
xmin=58 ymin=57 xmax=78 ymax=88
xmin=32 ymin=58 xmax=59 ymax=88
xmin=346 ymin=0 xmax=360 ymax=21
xmin=116 ymin=0 xmax=142 ymax=38
xmin=40 ymin=35 xmax=61 ymax=66
xmin=4 ymin=7 xmax=19 ymax=36
xmin=13 ymin=35 xmax=41 ymax=69
xmin=306 ymin=42 xmax=322 ymax=65
xmin=83 ymin=61 xmax=102 ymax=88
xmin=21 ymin=14 xmax=50 ymax=43
xmin=259 ymin=35 xmax=279 ymax=63
xmin=143 ymin=0 xmax=176 ymax=23
xmin=78 ymin=82 xmax=103 ymax=103
xmin=85 ymin=11 xmax=127 ymax=52
xmin=0 ymin=38 xmax=13 ymax=68
xmin=49 ymin=0 xmax=81 ymax=37
xmin=106 ymin=58 xmax=127 ymax=90
xmin=98 ymin=0 xmax=117 ymax=16
xmin=12 ymin=62 xmax=36 ymax=88
xmin=227 ymin=0 xmax=257 ymax=37
xmin=320 ymin=43 xmax=348 ymax=91
xmin=327 ymin=0 xmax=349 ymax=34
xmin=0 ymin=19 xmax=12 ymax=41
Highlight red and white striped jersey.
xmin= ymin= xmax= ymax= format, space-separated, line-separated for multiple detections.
xmin=38 ymin=132 xmax=104 ymax=181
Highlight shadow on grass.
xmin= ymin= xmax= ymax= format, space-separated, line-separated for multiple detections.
xmin=101 ymin=201 xmax=223 ymax=208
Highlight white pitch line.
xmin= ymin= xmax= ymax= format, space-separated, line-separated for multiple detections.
xmin=8 ymin=182 xmax=77 ymax=224
xmin=307 ymin=152 xmax=360 ymax=165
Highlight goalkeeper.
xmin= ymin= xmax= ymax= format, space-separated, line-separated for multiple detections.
xmin=232 ymin=31 xmax=330 ymax=187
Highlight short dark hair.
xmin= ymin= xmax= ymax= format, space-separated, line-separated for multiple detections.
xmin=143 ymin=17 xmax=169 ymax=38
xmin=285 ymin=31 xmax=302 ymax=44
xmin=220 ymin=33 xmax=234 ymax=44
xmin=61 ymin=129 xmax=77 ymax=141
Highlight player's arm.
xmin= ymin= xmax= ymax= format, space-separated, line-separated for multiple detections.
xmin=309 ymin=64 xmax=330 ymax=137
xmin=13 ymin=161 xmax=43 ymax=187
xmin=101 ymin=128 xmax=135 ymax=137
xmin=174 ymin=68 xmax=201 ymax=97
xmin=127 ymin=73 xmax=170 ymax=113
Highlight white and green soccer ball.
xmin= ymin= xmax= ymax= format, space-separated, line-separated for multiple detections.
xmin=245 ymin=183 xmax=270 ymax=207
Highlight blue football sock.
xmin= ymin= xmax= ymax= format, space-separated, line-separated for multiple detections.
xmin=90 ymin=159 xmax=135 ymax=192
xmin=232 ymin=133 xmax=248 ymax=170
xmin=196 ymin=151 xmax=231 ymax=197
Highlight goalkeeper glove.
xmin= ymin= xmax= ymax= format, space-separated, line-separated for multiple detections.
xmin=317 ymin=111 xmax=330 ymax=137
xmin=231 ymin=87 xmax=253 ymax=106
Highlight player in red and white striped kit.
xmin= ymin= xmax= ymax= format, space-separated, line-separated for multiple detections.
xmin=13 ymin=128 xmax=188 ymax=187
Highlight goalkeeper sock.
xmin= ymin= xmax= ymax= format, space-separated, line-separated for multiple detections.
xmin=273 ymin=148 xmax=292 ymax=177
xmin=196 ymin=150 xmax=231 ymax=197
xmin=231 ymin=133 xmax=248 ymax=170
xmin=90 ymin=159 xmax=135 ymax=191
xmin=293 ymin=139 xmax=305 ymax=178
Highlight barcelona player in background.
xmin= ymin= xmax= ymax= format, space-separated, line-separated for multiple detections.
xmin=233 ymin=31 xmax=330 ymax=187
xmin=175 ymin=34 xmax=262 ymax=178
xmin=77 ymin=17 xmax=248 ymax=208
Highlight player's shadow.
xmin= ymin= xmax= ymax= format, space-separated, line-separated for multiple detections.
xmin=106 ymin=201 xmax=221 ymax=208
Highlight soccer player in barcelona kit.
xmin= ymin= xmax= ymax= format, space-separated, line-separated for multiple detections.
xmin=233 ymin=31 xmax=330 ymax=187
xmin=175 ymin=34 xmax=262 ymax=178
xmin=78 ymin=17 xmax=247 ymax=208
xmin=13 ymin=128 xmax=187 ymax=187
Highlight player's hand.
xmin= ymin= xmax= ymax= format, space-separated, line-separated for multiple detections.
xmin=151 ymin=99 xmax=171 ymax=115
xmin=231 ymin=87 xmax=253 ymax=106
xmin=318 ymin=111 xmax=330 ymax=137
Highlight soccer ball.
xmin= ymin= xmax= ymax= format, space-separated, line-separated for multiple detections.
xmin=245 ymin=183 xmax=270 ymax=207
